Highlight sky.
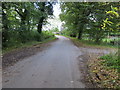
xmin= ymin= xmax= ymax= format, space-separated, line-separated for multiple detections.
xmin=43 ymin=3 xmax=62 ymax=31
xmin=53 ymin=3 xmax=61 ymax=18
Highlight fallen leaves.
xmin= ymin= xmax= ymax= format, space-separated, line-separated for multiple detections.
xmin=88 ymin=54 xmax=120 ymax=89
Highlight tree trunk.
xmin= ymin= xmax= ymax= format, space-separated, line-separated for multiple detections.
xmin=37 ymin=2 xmax=45 ymax=34
xmin=95 ymin=37 xmax=100 ymax=43
xmin=95 ymin=28 xmax=103 ymax=44
xmin=2 ymin=3 xmax=9 ymax=47
xmin=37 ymin=17 xmax=44 ymax=34
xmin=78 ymin=24 xmax=84 ymax=39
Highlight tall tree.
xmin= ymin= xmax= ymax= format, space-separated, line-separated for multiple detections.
xmin=36 ymin=2 xmax=53 ymax=33
xmin=60 ymin=2 xmax=91 ymax=39
xmin=2 ymin=2 xmax=54 ymax=47
xmin=60 ymin=2 xmax=120 ymax=43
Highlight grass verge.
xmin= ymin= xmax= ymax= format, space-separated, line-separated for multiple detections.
xmin=66 ymin=35 xmax=119 ymax=89
xmin=64 ymin=35 xmax=118 ymax=51
xmin=100 ymin=53 xmax=120 ymax=73
xmin=88 ymin=53 xmax=120 ymax=89
xmin=3 ymin=37 xmax=57 ymax=54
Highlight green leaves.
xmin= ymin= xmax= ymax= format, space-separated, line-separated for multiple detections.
xmin=107 ymin=11 xmax=119 ymax=18
xmin=2 ymin=2 xmax=54 ymax=48
xmin=60 ymin=2 xmax=120 ymax=43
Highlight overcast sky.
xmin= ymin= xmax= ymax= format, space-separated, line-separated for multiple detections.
xmin=53 ymin=3 xmax=61 ymax=18
xmin=53 ymin=3 xmax=62 ymax=31
xmin=43 ymin=3 xmax=62 ymax=31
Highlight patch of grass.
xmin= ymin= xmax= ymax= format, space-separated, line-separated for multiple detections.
xmin=80 ymin=39 xmax=118 ymax=49
xmin=3 ymin=36 xmax=57 ymax=54
xmin=100 ymin=53 xmax=120 ymax=73
xmin=86 ymin=48 xmax=119 ymax=89
xmin=95 ymin=53 xmax=120 ymax=89
xmin=65 ymin=35 xmax=118 ymax=49
xmin=89 ymin=56 xmax=120 ymax=89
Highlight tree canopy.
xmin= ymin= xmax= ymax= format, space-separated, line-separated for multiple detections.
xmin=2 ymin=2 xmax=55 ymax=48
xmin=60 ymin=2 xmax=120 ymax=43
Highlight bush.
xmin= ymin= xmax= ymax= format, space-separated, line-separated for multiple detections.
xmin=41 ymin=31 xmax=54 ymax=40
xmin=2 ymin=30 xmax=55 ymax=50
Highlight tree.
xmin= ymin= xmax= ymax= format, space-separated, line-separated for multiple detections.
xmin=60 ymin=2 xmax=120 ymax=43
xmin=36 ymin=2 xmax=54 ymax=33
xmin=2 ymin=2 xmax=55 ymax=48
xmin=60 ymin=2 xmax=92 ymax=39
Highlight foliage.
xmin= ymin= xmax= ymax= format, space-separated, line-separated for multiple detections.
xmin=60 ymin=2 xmax=120 ymax=43
xmin=3 ymin=30 xmax=54 ymax=50
xmin=100 ymin=53 xmax=120 ymax=73
xmin=2 ymin=2 xmax=55 ymax=49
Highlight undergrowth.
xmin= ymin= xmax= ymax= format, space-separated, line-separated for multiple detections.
xmin=100 ymin=53 xmax=120 ymax=73
xmin=3 ymin=30 xmax=55 ymax=53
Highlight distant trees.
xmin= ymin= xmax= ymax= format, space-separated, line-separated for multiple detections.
xmin=2 ymin=2 xmax=54 ymax=48
xmin=60 ymin=2 xmax=120 ymax=43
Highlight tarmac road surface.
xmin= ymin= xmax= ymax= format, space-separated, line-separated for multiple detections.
xmin=3 ymin=35 xmax=86 ymax=88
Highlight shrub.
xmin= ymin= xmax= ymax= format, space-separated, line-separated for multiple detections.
xmin=2 ymin=30 xmax=55 ymax=50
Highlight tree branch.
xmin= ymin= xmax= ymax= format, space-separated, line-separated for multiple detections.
xmin=15 ymin=9 xmax=23 ymax=18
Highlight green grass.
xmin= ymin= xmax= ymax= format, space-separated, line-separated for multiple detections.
xmin=100 ymin=53 xmax=120 ymax=73
xmin=103 ymin=38 xmax=120 ymax=42
xmin=3 ymin=36 xmax=56 ymax=54
xmin=63 ymin=35 xmax=119 ymax=49
xmin=79 ymin=39 xmax=118 ymax=48
xmin=3 ymin=29 xmax=56 ymax=54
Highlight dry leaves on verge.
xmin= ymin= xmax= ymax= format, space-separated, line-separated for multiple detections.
xmin=88 ymin=54 xmax=120 ymax=89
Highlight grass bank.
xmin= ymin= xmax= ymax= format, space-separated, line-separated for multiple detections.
xmin=66 ymin=36 xmax=118 ymax=49
xmin=3 ymin=36 xmax=57 ymax=54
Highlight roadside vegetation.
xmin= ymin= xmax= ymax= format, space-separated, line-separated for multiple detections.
xmin=60 ymin=2 xmax=119 ymax=45
xmin=68 ymin=36 xmax=119 ymax=89
xmin=98 ymin=52 xmax=119 ymax=88
xmin=64 ymin=35 xmax=119 ymax=49
xmin=91 ymin=53 xmax=120 ymax=89
xmin=60 ymin=2 xmax=120 ymax=89
xmin=2 ymin=1 xmax=120 ymax=88
xmin=100 ymin=53 xmax=119 ymax=73
xmin=2 ymin=2 xmax=56 ymax=53
xmin=3 ymin=33 xmax=56 ymax=54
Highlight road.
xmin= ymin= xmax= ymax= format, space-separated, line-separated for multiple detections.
xmin=3 ymin=35 xmax=86 ymax=88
